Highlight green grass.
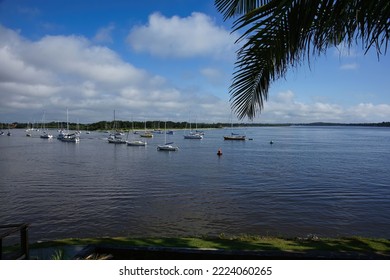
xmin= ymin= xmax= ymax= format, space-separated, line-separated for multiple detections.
xmin=29 ymin=235 xmax=390 ymax=254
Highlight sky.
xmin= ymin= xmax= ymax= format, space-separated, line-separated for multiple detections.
xmin=0 ymin=0 xmax=389 ymax=124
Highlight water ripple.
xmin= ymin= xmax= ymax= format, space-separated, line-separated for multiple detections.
xmin=1 ymin=127 xmax=389 ymax=241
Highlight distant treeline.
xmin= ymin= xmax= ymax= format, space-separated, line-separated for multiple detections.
xmin=4 ymin=120 xmax=224 ymax=131
xmin=2 ymin=121 xmax=389 ymax=130
xmin=294 ymin=122 xmax=390 ymax=127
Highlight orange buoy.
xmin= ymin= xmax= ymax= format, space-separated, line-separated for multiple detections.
xmin=217 ymin=148 xmax=222 ymax=156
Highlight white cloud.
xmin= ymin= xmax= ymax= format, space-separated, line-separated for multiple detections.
xmin=0 ymin=45 xmax=55 ymax=84
xmin=127 ymin=12 xmax=237 ymax=59
xmin=258 ymin=91 xmax=390 ymax=123
xmin=331 ymin=45 xmax=361 ymax=71
xmin=346 ymin=103 xmax=390 ymax=121
xmin=0 ymin=24 xmax=229 ymax=123
xmin=1 ymin=23 xmax=388 ymax=125
xmin=273 ymin=90 xmax=295 ymax=103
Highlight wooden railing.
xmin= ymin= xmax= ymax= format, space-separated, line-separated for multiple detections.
xmin=0 ymin=223 xmax=29 ymax=260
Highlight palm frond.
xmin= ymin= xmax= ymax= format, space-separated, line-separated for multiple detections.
xmin=215 ymin=0 xmax=272 ymax=20
xmin=216 ymin=0 xmax=390 ymax=119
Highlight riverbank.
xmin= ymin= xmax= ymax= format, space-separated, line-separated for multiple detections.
xmin=27 ymin=235 xmax=390 ymax=260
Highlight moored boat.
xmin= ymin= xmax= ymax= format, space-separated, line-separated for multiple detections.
xmin=40 ymin=131 xmax=53 ymax=139
xmin=127 ymin=140 xmax=147 ymax=146
xmin=108 ymin=134 xmax=126 ymax=144
xmin=157 ymin=142 xmax=179 ymax=151
xmin=223 ymin=133 xmax=246 ymax=140
xmin=58 ymin=109 xmax=80 ymax=143
xmin=107 ymin=110 xmax=126 ymax=144
xmin=60 ymin=133 xmax=80 ymax=143
xmin=157 ymin=121 xmax=178 ymax=151
xmin=40 ymin=111 xmax=53 ymax=139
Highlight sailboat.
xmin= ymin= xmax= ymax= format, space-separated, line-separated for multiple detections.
xmin=108 ymin=110 xmax=126 ymax=144
xmin=59 ymin=109 xmax=80 ymax=143
xmin=40 ymin=111 xmax=53 ymax=139
xmin=223 ymin=114 xmax=246 ymax=140
xmin=223 ymin=133 xmax=246 ymax=140
xmin=6 ymin=124 xmax=11 ymax=136
xmin=26 ymin=122 xmax=32 ymax=137
xmin=157 ymin=121 xmax=178 ymax=151
xmin=127 ymin=118 xmax=147 ymax=146
xmin=140 ymin=118 xmax=153 ymax=138
xmin=183 ymin=115 xmax=203 ymax=139
xmin=127 ymin=138 xmax=147 ymax=146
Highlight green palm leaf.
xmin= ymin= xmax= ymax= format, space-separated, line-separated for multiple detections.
xmin=215 ymin=0 xmax=390 ymax=119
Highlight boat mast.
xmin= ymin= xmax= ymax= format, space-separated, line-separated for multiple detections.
xmin=66 ymin=108 xmax=69 ymax=132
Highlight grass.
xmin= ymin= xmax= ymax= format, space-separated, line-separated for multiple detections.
xmin=29 ymin=235 xmax=390 ymax=255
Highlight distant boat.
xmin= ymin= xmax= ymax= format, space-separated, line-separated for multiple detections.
xmin=57 ymin=130 xmax=66 ymax=140
xmin=157 ymin=142 xmax=179 ymax=151
xmin=126 ymin=119 xmax=147 ymax=146
xmin=140 ymin=118 xmax=153 ymax=138
xmin=60 ymin=133 xmax=80 ymax=143
xmin=108 ymin=134 xmax=126 ymax=144
xmin=26 ymin=122 xmax=34 ymax=136
xmin=40 ymin=131 xmax=53 ymax=139
xmin=58 ymin=108 xmax=80 ymax=143
xmin=223 ymin=114 xmax=246 ymax=140
xmin=184 ymin=114 xmax=203 ymax=139
xmin=40 ymin=111 xmax=53 ymax=139
xmin=140 ymin=131 xmax=153 ymax=138
xmin=127 ymin=140 xmax=147 ymax=146
xmin=223 ymin=133 xmax=246 ymax=141
xmin=157 ymin=122 xmax=178 ymax=151
xmin=184 ymin=132 xmax=203 ymax=139
xmin=108 ymin=110 xmax=126 ymax=144
xmin=6 ymin=124 xmax=11 ymax=136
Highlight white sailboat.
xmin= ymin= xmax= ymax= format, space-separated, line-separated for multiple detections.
xmin=6 ymin=124 xmax=11 ymax=136
xmin=223 ymin=133 xmax=246 ymax=141
xmin=127 ymin=139 xmax=147 ymax=146
xmin=59 ymin=109 xmax=80 ymax=143
xmin=223 ymin=114 xmax=246 ymax=140
xmin=140 ymin=118 xmax=153 ymax=138
xmin=40 ymin=111 xmax=53 ymax=139
xmin=157 ymin=121 xmax=178 ymax=151
xmin=184 ymin=114 xmax=203 ymax=139
xmin=127 ymin=118 xmax=147 ymax=146
xmin=108 ymin=110 xmax=126 ymax=144
xmin=26 ymin=122 xmax=32 ymax=137
xmin=184 ymin=132 xmax=203 ymax=139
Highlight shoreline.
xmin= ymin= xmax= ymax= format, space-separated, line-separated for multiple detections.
xmin=22 ymin=235 xmax=390 ymax=260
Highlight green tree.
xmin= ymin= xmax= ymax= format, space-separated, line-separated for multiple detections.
xmin=215 ymin=0 xmax=390 ymax=119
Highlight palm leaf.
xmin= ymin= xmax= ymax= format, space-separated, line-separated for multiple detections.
xmin=215 ymin=0 xmax=390 ymax=119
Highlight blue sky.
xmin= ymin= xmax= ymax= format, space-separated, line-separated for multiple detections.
xmin=1 ymin=0 xmax=389 ymax=124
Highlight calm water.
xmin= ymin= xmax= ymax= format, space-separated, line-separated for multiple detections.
xmin=1 ymin=126 xmax=389 ymax=242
